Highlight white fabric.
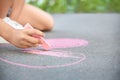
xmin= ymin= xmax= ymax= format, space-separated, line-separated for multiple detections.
xmin=3 ymin=17 xmax=24 ymax=29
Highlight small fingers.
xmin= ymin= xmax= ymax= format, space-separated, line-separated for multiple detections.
xmin=25 ymin=29 xmax=45 ymax=37
xmin=25 ymin=36 xmax=41 ymax=44
xmin=20 ymin=41 xmax=39 ymax=48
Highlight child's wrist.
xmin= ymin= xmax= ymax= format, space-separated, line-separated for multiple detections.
xmin=0 ymin=27 xmax=15 ymax=40
xmin=1 ymin=17 xmax=23 ymax=41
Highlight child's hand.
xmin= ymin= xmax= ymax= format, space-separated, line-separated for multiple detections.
xmin=8 ymin=28 xmax=44 ymax=48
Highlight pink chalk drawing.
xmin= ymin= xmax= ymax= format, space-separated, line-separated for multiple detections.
xmin=46 ymin=38 xmax=88 ymax=49
xmin=0 ymin=38 xmax=88 ymax=69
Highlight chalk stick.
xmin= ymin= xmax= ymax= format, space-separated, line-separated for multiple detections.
xmin=24 ymin=23 xmax=51 ymax=50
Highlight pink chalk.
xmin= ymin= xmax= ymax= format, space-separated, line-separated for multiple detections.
xmin=0 ymin=53 xmax=86 ymax=69
xmin=46 ymin=38 xmax=88 ymax=49
xmin=0 ymin=38 xmax=88 ymax=69
xmin=39 ymin=37 xmax=51 ymax=50
xmin=24 ymin=23 xmax=51 ymax=50
xmin=24 ymin=23 xmax=34 ymax=29
xmin=23 ymin=50 xmax=79 ymax=58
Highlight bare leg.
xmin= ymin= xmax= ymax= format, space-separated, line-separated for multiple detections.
xmin=16 ymin=4 xmax=54 ymax=31
xmin=0 ymin=0 xmax=12 ymax=18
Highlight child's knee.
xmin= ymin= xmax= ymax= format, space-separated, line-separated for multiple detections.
xmin=41 ymin=15 xmax=54 ymax=31
xmin=46 ymin=16 xmax=54 ymax=31
xmin=34 ymin=16 xmax=54 ymax=31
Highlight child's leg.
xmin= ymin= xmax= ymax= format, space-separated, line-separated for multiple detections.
xmin=0 ymin=0 xmax=12 ymax=18
xmin=16 ymin=4 xmax=54 ymax=31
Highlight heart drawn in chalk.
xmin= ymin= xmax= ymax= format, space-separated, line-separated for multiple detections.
xmin=0 ymin=38 xmax=88 ymax=69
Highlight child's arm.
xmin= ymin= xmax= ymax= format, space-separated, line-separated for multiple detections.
xmin=0 ymin=18 xmax=44 ymax=48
